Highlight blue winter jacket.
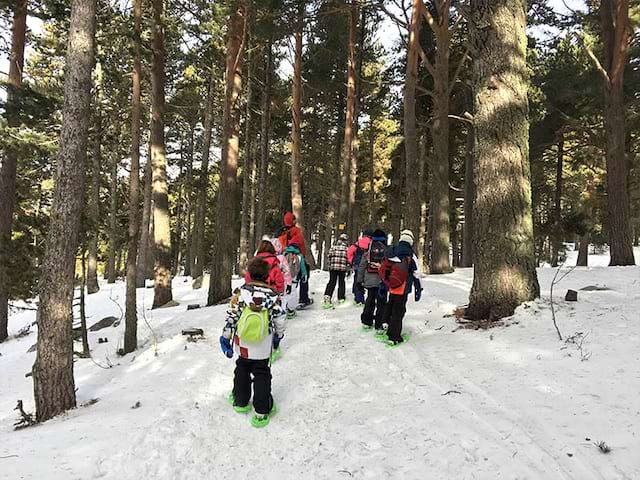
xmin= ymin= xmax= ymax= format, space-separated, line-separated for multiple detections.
xmin=385 ymin=241 xmax=422 ymax=295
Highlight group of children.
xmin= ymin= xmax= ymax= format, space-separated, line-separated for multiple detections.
xmin=219 ymin=212 xmax=423 ymax=427
xmin=324 ymin=228 xmax=423 ymax=344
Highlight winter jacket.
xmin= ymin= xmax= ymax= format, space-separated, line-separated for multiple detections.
xmin=278 ymin=212 xmax=306 ymax=256
xmin=356 ymin=235 xmax=387 ymax=288
xmin=347 ymin=236 xmax=371 ymax=266
xmin=384 ymin=241 xmax=422 ymax=296
xmin=222 ymin=282 xmax=286 ymax=361
xmin=243 ymin=252 xmax=285 ymax=293
xmin=327 ymin=240 xmax=350 ymax=272
xmin=276 ymin=253 xmax=292 ymax=286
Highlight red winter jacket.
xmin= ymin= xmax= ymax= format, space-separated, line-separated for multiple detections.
xmin=244 ymin=252 xmax=285 ymax=293
xmin=347 ymin=236 xmax=371 ymax=266
xmin=279 ymin=212 xmax=307 ymax=256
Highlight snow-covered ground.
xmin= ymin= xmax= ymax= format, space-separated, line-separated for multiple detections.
xmin=1 ymin=249 xmax=639 ymax=480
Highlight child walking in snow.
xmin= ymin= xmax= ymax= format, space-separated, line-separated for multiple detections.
xmin=356 ymin=229 xmax=388 ymax=330
xmin=220 ymin=257 xmax=286 ymax=427
xmin=278 ymin=212 xmax=313 ymax=311
xmin=244 ymin=240 xmax=285 ymax=294
xmin=378 ymin=229 xmax=422 ymax=346
xmin=323 ymin=233 xmax=350 ymax=308
xmin=347 ymin=229 xmax=372 ymax=306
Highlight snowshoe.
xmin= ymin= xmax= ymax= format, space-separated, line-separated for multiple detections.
xmin=228 ymin=392 xmax=251 ymax=414
xmin=270 ymin=348 xmax=282 ymax=363
xmin=251 ymin=401 xmax=277 ymax=428
xmin=361 ymin=324 xmax=373 ymax=332
xmin=322 ymin=295 xmax=334 ymax=310
xmin=286 ymin=309 xmax=297 ymax=319
xmin=296 ymin=298 xmax=314 ymax=310
xmin=385 ymin=332 xmax=411 ymax=349
xmin=374 ymin=329 xmax=387 ymax=339
xmin=353 ymin=301 xmax=365 ymax=307
xmin=337 ymin=299 xmax=347 ymax=306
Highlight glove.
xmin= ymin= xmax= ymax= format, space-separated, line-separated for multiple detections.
xmin=414 ymin=288 xmax=423 ymax=302
xmin=286 ymin=285 xmax=292 ymax=295
xmin=219 ymin=336 xmax=233 ymax=358
xmin=272 ymin=334 xmax=283 ymax=350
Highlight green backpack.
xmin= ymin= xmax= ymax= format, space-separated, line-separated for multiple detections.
xmin=236 ymin=306 xmax=270 ymax=343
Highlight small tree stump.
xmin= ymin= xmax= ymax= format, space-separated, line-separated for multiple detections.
xmin=565 ymin=290 xmax=578 ymax=302
xmin=187 ymin=304 xmax=201 ymax=311
xmin=182 ymin=328 xmax=204 ymax=342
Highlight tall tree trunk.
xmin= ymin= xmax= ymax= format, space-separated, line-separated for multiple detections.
xmin=239 ymin=15 xmax=254 ymax=274
xmin=151 ymin=0 xmax=173 ymax=307
xmin=192 ymin=75 xmax=215 ymax=280
xmin=403 ymin=0 xmax=421 ymax=235
xmin=207 ymin=1 xmax=247 ymax=305
xmin=291 ymin=1 xmax=307 ymax=242
xmin=461 ymin=117 xmax=474 ymax=267
xmin=255 ymin=36 xmax=273 ymax=246
xmin=0 ymin=0 xmax=28 ymax=341
xmin=182 ymin=128 xmax=195 ymax=276
xmin=338 ymin=0 xmax=358 ymax=231
xmin=466 ymin=0 xmax=540 ymax=321
xmin=124 ymin=0 xmax=142 ymax=354
xmin=137 ymin=157 xmax=152 ymax=287
xmin=33 ymin=0 xmax=96 ymax=422
xmin=577 ymin=234 xmax=589 ymax=266
xmin=600 ymin=0 xmax=634 ymax=265
xmin=86 ymin=100 xmax=102 ymax=293
xmin=428 ymin=6 xmax=452 ymax=274
xmin=79 ymin=253 xmax=90 ymax=357
xmin=106 ymin=150 xmax=118 ymax=283
xmin=551 ymin=134 xmax=563 ymax=267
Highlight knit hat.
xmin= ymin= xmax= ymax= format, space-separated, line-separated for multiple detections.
xmin=372 ymin=229 xmax=386 ymax=239
xmin=399 ymin=229 xmax=414 ymax=246
xmin=339 ymin=233 xmax=348 ymax=241
xmin=362 ymin=228 xmax=373 ymax=237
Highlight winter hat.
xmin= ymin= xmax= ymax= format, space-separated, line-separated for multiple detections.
xmin=339 ymin=233 xmax=349 ymax=241
xmin=399 ymin=229 xmax=414 ymax=246
xmin=372 ymin=229 xmax=386 ymax=239
xmin=283 ymin=212 xmax=296 ymax=227
xmin=362 ymin=228 xmax=373 ymax=237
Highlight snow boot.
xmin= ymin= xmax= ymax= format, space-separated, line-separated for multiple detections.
xmin=337 ymin=298 xmax=347 ymax=306
xmin=251 ymin=401 xmax=277 ymax=428
xmin=361 ymin=324 xmax=373 ymax=332
xmin=385 ymin=332 xmax=411 ymax=349
xmin=228 ymin=392 xmax=251 ymax=414
xmin=296 ymin=298 xmax=314 ymax=310
xmin=323 ymin=295 xmax=334 ymax=310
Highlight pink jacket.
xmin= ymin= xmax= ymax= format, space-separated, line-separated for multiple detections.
xmin=347 ymin=237 xmax=372 ymax=266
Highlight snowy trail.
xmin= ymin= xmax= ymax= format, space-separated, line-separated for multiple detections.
xmin=1 ymin=252 xmax=639 ymax=480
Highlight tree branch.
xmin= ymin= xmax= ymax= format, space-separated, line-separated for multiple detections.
xmin=417 ymin=45 xmax=436 ymax=76
xmin=448 ymin=43 xmax=471 ymax=96
xmin=575 ymin=33 xmax=610 ymax=85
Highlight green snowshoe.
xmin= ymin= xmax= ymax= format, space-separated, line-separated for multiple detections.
xmin=228 ymin=392 xmax=251 ymax=414
xmin=251 ymin=401 xmax=277 ymax=428
xmin=385 ymin=332 xmax=411 ymax=349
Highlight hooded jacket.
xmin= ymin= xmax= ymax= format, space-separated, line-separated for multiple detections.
xmin=222 ymin=283 xmax=286 ymax=360
xmin=347 ymin=236 xmax=372 ymax=266
xmin=278 ymin=212 xmax=306 ymax=256
xmin=243 ymin=252 xmax=285 ymax=293
xmin=384 ymin=241 xmax=422 ymax=296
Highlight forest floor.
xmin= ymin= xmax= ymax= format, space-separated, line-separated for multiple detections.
xmin=1 ymin=248 xmax=639 ymax=480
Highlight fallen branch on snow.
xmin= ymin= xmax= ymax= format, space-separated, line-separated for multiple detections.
xmin=442 ymin=390 xmax=461 ymax=396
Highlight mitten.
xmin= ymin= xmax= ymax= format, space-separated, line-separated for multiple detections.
xmin=414 ymin=288 xmax=423 ymax=302
xmin=219 ymin=336 xmax=233 ymax=358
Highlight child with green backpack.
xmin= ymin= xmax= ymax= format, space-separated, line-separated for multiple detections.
xmin=220 ymin=257 xmax=286 ymax=427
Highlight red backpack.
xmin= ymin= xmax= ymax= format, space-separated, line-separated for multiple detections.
xmin=379 ymin=257 xmax=411 ymax=289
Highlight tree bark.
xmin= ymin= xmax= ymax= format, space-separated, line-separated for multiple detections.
xmin=192 ymin=75 xmax=215 ymax=280
xmin=338 ymin=0 xmax=358 ymax=231
xmin=151 ymin=0 xmax=173 ymax=307
xmin=466 ymin=0 xmax=540 ymax=321
xmin=461 ymin=116 xmax=474 ymax=267
xmin=403 ymin=0 xmax=421 ymax=236
xmin=551 ymin=134 xmax=563 ymax=267
xmin=183 ymin=128 xmax=194 ymax=276
xmin=124 ymin=0 xmax=142 ymax=354
xmin=577 ymin=234 xmax=589 ymax=266
xmin=427 ymin=1 xmax=452 ymax=274
xmin=79 ymin=253 xmax=90 ymax=357
xmin=255 ymin=36 xmax=273 ymax=247
xmin=106 ymin=150 xmax=118 ymax=283
xmin=290 ymin=0 xmax=307 ymax=241
xmin=207 ymin=1 xmax=247 ymax=305
xmin=600 ymin=0 xmax=634 ymax=265
xmin=137 ymin=157 xmax=152 ymax=287
xmin=86 ymin=99 xmax=102 ymax=293
xmin=33 ymin=0 xmax=96 ymax=422
xmin=239 ymin=14 xmax=254 ymax=274
xmin=0 ymin=0 xmax=28 ymax=342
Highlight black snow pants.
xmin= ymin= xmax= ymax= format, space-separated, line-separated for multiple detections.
xmin=383 ymin=293 xmax=408 ymax=342
xmin=361 ymin=287 xmax=387 ymax=329
xmin=233 ymin=357 xmax=273 ymax=414
xmin=324 ymin=270 xmax=346 ymax=300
